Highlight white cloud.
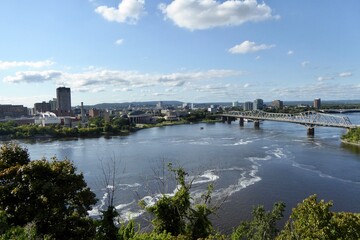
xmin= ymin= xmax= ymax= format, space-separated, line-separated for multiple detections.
xmin=317 ymin=76 xmax=335 ymax=81
xmin=3 ymin=70 xmax=62 ymax=83
xmin=339 ymin=72 xmax=352 ymax=78
xmin=95 ymin=0 xmax=146 ymax=24
xmin=243 ymin=83 xmax=250 ymax=88
xmin=229 ymin=40 xmax=275 ymax=54
xmin=287 ymin=50 xmax=294 ymax=55
xmin=159 ymin=0 xmax=279 ymax=31
xmin=301 ymin=61 xmax=310 ymax=67
xmin=115 ymin=39 xmax=124 ymax=45
xmin=0 ymin=60 xmax=54 ymax=70
xmin=3 ymin=69 xmax=242 ymax=92
xmin=255 ymin=56 xmax=261 ymax=60
xmin=113 ymin=87 xmax=132 ymax=92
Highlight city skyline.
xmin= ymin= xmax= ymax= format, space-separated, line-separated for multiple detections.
xmin=0 ymin=0 xmax=359 ymax=108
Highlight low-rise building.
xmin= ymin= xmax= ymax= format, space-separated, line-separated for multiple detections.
xmin=272 ymin=100 xmax=283 ymax=109
xmin=128 ymin=111 xmax=154 ymax=124
xmin=0 ymin=104 xmax=28 ymax=119
xmin=35 ymin=112 xmax=61 ymax=126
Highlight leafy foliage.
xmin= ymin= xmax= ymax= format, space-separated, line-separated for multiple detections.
xmin=277 ymin=194 xmax=360 ymax=240
xmin=97 ymin=206 xmax=120 ymax=240
xmin=231 ymin=201 xmax=285 ymax=240
xmin=0 ymin=143 xmax=97 ymax=239
xmin=342 ymin=127 xmax=360 ymax=144
xmin=142 ymin=163 xmax=215 ymax=239
xmin=0 ymin=142 xmax=29 ymax=170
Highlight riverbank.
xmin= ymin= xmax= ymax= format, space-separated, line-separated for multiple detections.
xmin=340 ymin=127 xmax=360 ymax=147
xmin=0 ymin=119 xmax=221 ymax=141
xmin=341 ymin=139 xmax=360 ymax=147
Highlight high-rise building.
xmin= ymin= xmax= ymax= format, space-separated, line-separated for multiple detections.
xmin=232 ymin=101 xmax=239 ymax=107
xmin=313 ymin=98 xmax=321 ymax=109
xmin=56 ymin=87 xmax=71 ymax=116
xmin=243 ymin=101 xmax=253 ymax=111
xmin=272 ymin=100 xmax=283 ymax=109
xmin=253 ymin=99 xmax=264 ymax=110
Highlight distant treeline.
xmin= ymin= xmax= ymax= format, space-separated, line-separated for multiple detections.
xmin=0 ymin=110 xmax=219 ymax=139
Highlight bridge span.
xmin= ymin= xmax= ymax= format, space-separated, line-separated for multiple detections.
xmin=220 ymin=110 xmax=358 ymax=136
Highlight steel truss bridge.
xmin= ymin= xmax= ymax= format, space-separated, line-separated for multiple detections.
xmin=220 ymin=110 xmax=358 ymax=135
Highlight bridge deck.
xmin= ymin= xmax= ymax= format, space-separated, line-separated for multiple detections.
xmin=221 ymin=110 xmax=358 ymax=129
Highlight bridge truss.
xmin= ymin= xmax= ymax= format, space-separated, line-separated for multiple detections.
xmin=223 ymin=110 xmax=356 ymax=128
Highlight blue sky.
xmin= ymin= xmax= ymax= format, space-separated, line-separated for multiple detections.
xmin=0 ymin=0 xmax=359 ymax=107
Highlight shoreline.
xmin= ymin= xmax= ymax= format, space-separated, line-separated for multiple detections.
xmin=341 ymin=139 xmax=360 ymax=147
xmin=0 ymin=120 xmax=220 ymax=141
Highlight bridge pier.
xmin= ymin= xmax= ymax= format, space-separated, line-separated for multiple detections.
xmin=227 ymin=117 xmax=234 ymax=124
xmin=221 ymin=116 xmax=226 ymax=123
xmin=307 ymin=127 xmax=315 ymax=136
xmin=254 ymin=120 xmax=260 ymax=128
xmin=239 ymin=117 xmax=244 ymax=127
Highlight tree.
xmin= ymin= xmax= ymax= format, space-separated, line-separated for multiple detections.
xmin=141 ymin=163 xmax=216 ymax=239
xmin=231 ymin=201 xmax=285 ymax=240
xmin=0 ymin=142 xmax=29 ymax=170
xmin=0 ymin=143 xmax=97 ymax=239
xmin=96 ymin=158 xmax=122 ymax=240
xmin=277 ymin=194 xmax=360 ymax=240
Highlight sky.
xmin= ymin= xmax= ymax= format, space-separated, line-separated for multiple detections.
xmin=0 ymin=0 xmax=359 ymax=108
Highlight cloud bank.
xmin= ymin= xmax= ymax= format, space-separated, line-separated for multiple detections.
xmin=95 ymin=0 xmax=146 ymax=24
xmin=3 ymin=69 xmax=242 ymax=92
xmin=159 ymin=0 xmax=279 ymax=30
xmin=0 ymin=60 xmax=54 ymax=70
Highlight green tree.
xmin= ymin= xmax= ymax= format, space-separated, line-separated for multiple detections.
xmin=0 ymin=142 xmax=29 ymax=170
xmin=231 ymin=201 xmax=285 ymax=240
xmin=277 ymin=194 xmax=360 ymax=240
xmin=141 ymin=163 xmax=215 ymax=239
xmin=0 ymin=143 xmax=97 ymax=239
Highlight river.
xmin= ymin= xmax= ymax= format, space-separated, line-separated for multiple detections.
xmin=5 ymin=113 xmax=360 ymax=233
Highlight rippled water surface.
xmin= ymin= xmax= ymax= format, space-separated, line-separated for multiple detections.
xmin=9 ymin=113 xmax=360 ymax=233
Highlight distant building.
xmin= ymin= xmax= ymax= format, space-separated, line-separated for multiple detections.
xmin=127 ymin=111 xmax=154 ymax=124
xmin=89 ymin=108 xmax=101 ymax=118
xmin=243 ymin=102 xmax=253 ymax=111
xmin=35 ymin=112 xmax=61 ymax=126
xmin=313 ymin=98 xmax=321 ymax=109
xmin=156 ymin=101 xmax=163 ymax=109
xmin=34 ymin=101 xmax=51 ymax=113
xmin=208 ymin=107 xmax=217 ymax=114
xmin=56 ymin=87 xmax=71 ymax=116
xmin=0 ymin=104 xmax=28 ymax=118
xmin=272 ymin=100 xmax=283 ymax=109
xmin=232 ymin=101 xmax=239 ymax=107
xmin=182 ymin=103 xmax=190 ymax=109
xmin=253 ymin=99 xmax=264 ymax=110
xmin=49 ymin=98 xmax=57 ymax=112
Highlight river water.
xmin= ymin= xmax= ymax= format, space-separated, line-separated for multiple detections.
xmin=6 ymin=113 xmax=360 ymax=233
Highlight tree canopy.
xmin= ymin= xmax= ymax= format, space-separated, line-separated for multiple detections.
xmin=0 ymin=142 xmax=97 ymax=239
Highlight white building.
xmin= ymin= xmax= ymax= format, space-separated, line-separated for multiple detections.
xmin=35 ymin=112 xmax=61 ymax=126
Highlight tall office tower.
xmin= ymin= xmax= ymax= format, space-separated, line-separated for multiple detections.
xmin=313 ymin=98 xmax=321 ymax=109
xmin=56 ymin=87 xmax=72 ymax=116
xmin=243 ymin=101 xmax=253 ymax=111
xmin=253 ymin=99 xmax=264 ymax=110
